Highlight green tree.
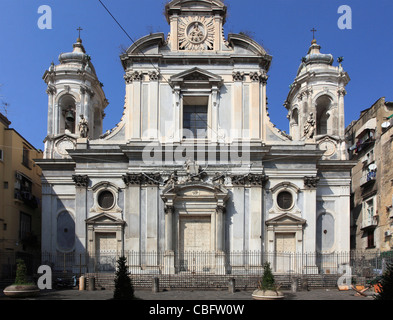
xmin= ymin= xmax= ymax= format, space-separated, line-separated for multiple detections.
xmin=375 ymin=262 xmax=393 ymax=300
xmin=14 ymin=259 xmax=29 ymax=285
xmin=259 ymin=262 xmax=276 ymax=291
xmin=113 ymin=256 xmax=134 ymax=300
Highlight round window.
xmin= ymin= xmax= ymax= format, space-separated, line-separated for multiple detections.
xmin=277 ymin=191 xmax=293 ymax=210
xmin=98 ymin=190 xmax=114 ymax=210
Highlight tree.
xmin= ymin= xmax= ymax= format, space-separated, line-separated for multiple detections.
xmin=113 ymin=256 xmax=134 ymax=300
xmin=258 ymin=262 xmax=276 ymax=291
xmin=14 ymin=259 xmax=30 ymax=285
xmin=375 ymin=262 xmax=393 ymax=300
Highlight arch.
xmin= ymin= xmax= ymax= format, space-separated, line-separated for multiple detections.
xmin=56 ymin=209 xmax=75 ymax=252
xmin=315 ymin=95 xmax=333 ymax=135
xmin=316 ymin=211 xmax=335 ymax=252
xmin=57 ymin=93 xmax=78 ymax=134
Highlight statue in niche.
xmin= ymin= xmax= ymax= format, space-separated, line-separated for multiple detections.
xmin=303 ymin=112 xmax=316 ymax=140
xmin=78 ymin=114 xmax=89 ymax=138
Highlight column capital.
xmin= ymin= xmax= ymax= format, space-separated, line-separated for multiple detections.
xmin=72 ymin=175 xmax=89 ymax=188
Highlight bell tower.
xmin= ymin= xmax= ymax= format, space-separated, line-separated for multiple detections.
xmin=42 ymin=35 xmax=108 ymax=159
xmin=284 ymin=37 xmax=350 ymax=160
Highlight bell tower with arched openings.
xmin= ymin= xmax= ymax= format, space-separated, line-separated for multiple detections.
xmin=42 ymin=34 xmax=108 ymax=159
xmin=284 ymin=37 xmax=350 ymax=160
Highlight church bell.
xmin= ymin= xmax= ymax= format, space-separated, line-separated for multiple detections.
xmin=65 ymin=110 xmax=75 ymax=122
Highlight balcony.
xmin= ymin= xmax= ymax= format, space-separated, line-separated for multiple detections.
xmin=361 ymin=215 xmax=378 ymax=230
xmin=360 ymin=171 xmax=376 ymax=187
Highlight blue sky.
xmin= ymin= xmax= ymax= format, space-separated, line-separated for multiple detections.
xmin=0 ymin=0 xmax=392 ymax=150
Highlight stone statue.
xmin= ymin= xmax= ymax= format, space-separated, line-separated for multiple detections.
xmin=185 ymin=159 xmax=200 ymax=181
xmin=78 ymin=114 xmax=89 ymax=138
xmin=303 ymin=112 xmax=316 ymax=140
xmin=165 ymin=170 xmax=178 ymax=189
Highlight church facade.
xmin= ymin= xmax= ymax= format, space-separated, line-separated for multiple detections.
xmin=37 ymin=0 xmax=354 ymax=274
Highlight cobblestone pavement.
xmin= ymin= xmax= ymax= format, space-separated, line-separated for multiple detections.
xmin=0 ymin=287 xmax=376 ymax=300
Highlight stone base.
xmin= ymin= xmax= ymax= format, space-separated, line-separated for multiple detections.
xmin=252 ymin=289 xmax=284 ymax=300
xmin=3 ymin=284 xmax=40 ymax=298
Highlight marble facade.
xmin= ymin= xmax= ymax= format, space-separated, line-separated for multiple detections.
xmin=37 ymin=0 xmax=354 ymax=274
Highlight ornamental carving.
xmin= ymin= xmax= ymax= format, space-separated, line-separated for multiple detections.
xmin=249 ymin=72 xmax=268 ymax=84
xmin=149 ymin=71 xmax=160 ymax=81
xmin=304 ymin=176 xmax=320 ymax=188
xmin=232 ymin=71 xmax=245 ymax=82
xmin=72 ymin=175 xmax=89 ymax=187
xmin=122 ymin=173 xmax=162 ymax=186
xmin=178 ymin=16 xmax=215 ymax=51
xmin=231 ymin=174 xmax=269 ymax=187
xmin=124 ymin=71 xmax=143 ymax=83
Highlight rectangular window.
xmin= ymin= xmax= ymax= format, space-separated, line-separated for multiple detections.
xmin=22 ymin=146 xmax=31 ymax=168
xmin=183 ymin=96 xmax=208 ymax=139
xmin=19 ymin=212 xmax=32 ymax=240
xmin=367 ymin=230 xmax=375 ymax=249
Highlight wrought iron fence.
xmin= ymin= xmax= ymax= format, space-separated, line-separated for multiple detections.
xmin=1 ymin=250 xmax=393 ymax=287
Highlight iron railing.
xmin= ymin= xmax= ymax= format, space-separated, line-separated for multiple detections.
xmin=2 ymin=250 xmax=392 ymax=280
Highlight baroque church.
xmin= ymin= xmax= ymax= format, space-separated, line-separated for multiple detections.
xmin=37 ymin=0 xmax=353 ymax=274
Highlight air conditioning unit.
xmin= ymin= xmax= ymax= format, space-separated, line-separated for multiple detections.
xmin=385 ymin=230 xmax=392 ymax=237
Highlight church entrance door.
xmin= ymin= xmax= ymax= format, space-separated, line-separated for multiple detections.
xmin=95 ymin=232 xmax=117 ymax=271
xmin=178 ymin=216 xmax=212 ymax=273
xmin=275 ymin=233 xmax=296 ymax=273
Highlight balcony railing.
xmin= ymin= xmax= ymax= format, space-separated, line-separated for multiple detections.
xmin=360 ymin=171 xmax=376 ymax=187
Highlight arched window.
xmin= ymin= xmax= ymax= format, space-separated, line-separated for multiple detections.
xmin=59 ymin=95 xmax=76 ymax=134
xmin=292 ymin=108 xmax=299 ymax=126
xmin=315 ymin=95 xmax=331 ymax=135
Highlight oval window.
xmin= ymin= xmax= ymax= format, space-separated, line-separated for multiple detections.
xmin=277 ymin=191 xmax=293 ymax=210
xmin=98 ymin=190 xmax=114 ymax=210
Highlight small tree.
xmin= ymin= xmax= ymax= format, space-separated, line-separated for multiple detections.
xmin=258 ymin=262 xmax=276 ymax=291
xmin=113 ymin=256 xmax=134 ymax=300
xmin=375 ymin=262 xmax=393 ymax=300
xmin=14 ymin=259 xmax=29 ymax=285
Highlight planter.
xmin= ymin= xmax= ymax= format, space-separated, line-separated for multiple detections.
xmin=252 ymin=289 xmax=284 ymax=300
xmin=3 ymin=284 xmax=40 ymax=298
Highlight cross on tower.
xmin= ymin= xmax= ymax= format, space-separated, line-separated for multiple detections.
xmin=311 ymin=28 xmax=317 ymax=40
xmin=77 ymin=27 xmax=83 ymax=39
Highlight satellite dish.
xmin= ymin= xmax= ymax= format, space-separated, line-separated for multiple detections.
xmin=382 ymin=121 xmax=390 ymax=129
xmin=369 ymin=163 xmax=377 ymax=171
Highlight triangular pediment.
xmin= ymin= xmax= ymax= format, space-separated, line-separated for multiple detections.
xmin=170 ymin=68 xmax=223 ymax=86
xmin=86 ymin=212 xmax=125 ymax=225
xmin=266 ymin=213 xmax=306 ymax=226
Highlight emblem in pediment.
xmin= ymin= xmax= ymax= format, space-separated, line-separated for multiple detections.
xmin=179 ymin=16 xmax=214 ymax=51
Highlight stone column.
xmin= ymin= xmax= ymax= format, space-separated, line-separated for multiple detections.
xmin=72 ymin=175 xmax=89 ymax=255
xmin=164 ymin=205 xmax=175 ymax=274
xmin=41 ymin=183 xmax=53 ymax=253
xmin=260 ymin=74 xmax=268 ymax=141
xmin=303 ymin=176 xmax=319 ymax=274
xmin=337 ymin=88 xmax=347 ymax=138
